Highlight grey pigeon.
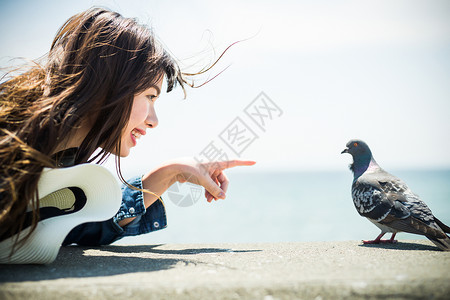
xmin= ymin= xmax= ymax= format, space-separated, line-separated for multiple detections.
xmin=341 ymin=139 xmax=450 ymax=251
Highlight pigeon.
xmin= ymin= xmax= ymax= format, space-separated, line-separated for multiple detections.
xmin=341 ymin=139 xmax=450 ymax=251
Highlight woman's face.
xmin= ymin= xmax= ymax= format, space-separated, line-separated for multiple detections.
xmin=118 ymin=77 xmax=163 ymax=157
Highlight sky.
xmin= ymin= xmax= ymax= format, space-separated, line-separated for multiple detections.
xmin=1 ymin=0 xmax=450 ymax=177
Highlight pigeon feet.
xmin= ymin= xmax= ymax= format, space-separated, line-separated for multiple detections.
xmin=363 ymin=239 xmax=398 ymax=244
xmin=363 ymin=233 xmax=397 ymax=244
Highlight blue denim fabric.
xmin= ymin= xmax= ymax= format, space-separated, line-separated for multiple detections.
xmin=62 ymin=176 xmax=167 ymax=246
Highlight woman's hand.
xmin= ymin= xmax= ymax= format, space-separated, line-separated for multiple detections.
xmin=173 ymin=158 xmax=256 ymax=203
xmin=142 ymin=158 xmax=256 ymax=206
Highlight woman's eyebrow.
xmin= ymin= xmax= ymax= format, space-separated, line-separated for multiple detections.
xmin=150 ymin=85 xmax=161 ymax=96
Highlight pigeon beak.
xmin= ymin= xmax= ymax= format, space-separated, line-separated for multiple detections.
xmin=341 ymin=148 xmax=349 ymax=154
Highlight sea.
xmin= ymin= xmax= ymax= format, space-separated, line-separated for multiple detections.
xmin=115 ymin=169 xmax=450 ymax=245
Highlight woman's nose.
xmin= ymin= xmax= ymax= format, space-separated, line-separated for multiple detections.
xmin=145 ymin=108 xmax=158 ymax=128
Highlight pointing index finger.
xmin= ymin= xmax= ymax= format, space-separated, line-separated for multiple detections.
xmin=214 ymin=160 xmax=256 ymax=170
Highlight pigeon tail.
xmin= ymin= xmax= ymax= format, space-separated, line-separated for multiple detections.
xmin=427 ymin=235 xmax=450 ymax=251
xmin=434 ymin=217 xmax=450 ymax=234
xmin=428 ymin=218 xmax=450 ymax=251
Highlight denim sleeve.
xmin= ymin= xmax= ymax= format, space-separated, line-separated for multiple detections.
xmin=63 ymin=176 xmax=167 ymax=246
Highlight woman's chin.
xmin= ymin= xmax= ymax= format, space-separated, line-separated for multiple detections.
xmin=118 ymin=150 xmax=130 ymax=158
xmin=110 ymin=147 xmax=131 ymax=158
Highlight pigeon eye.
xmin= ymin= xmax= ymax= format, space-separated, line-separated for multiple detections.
xmin=353 ymin=142 xmax=358 ymax=147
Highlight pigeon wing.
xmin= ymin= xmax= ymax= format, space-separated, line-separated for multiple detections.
xmin=351 ymin=179 xmax=409 ymax=222
xmin=373 ymin=173 xmax=448 ymax=239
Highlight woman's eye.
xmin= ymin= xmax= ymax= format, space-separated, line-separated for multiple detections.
xmin=147 ymin=95 xmax=157 ymax=102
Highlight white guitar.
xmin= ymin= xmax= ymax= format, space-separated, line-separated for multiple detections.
xmin=0 ymin=164 xmax=122 ymax=264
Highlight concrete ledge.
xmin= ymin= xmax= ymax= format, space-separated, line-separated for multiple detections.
xmin=1 ymin=240 xmax=449 ymax=299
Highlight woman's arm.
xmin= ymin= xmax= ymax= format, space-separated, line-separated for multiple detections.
xmin=118 ymin=159 xmax=255 ymax=227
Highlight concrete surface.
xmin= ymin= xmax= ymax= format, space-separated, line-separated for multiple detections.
xmin=0 ymin=240 xmax=449 ymax=299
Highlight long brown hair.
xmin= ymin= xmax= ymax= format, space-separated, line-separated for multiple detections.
xmin=0 ymin=8 xmax=187 ymax=248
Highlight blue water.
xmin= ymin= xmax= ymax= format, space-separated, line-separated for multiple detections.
xmin=116 ymin=169 xmax=450 ymax=245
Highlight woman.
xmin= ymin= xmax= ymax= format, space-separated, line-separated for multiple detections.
xmin=0 ymin=7 xmax=254 ymax=263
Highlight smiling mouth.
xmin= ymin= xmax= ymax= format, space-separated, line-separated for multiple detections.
xmin=131 ymin=129 xmax=142 ymax=140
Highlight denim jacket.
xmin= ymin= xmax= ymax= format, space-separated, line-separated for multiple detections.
xmin=57 ymin=149 xmax=167 ymax=246
xmin=63 ymin=175 xmax=167 ymax=246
